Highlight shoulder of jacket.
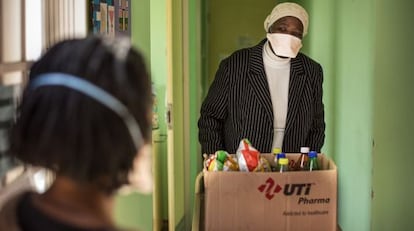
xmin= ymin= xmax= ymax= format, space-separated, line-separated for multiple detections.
xmin=222 ymin=48 xmax=249 ymax=63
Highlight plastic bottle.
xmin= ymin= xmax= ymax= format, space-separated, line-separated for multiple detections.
xmin=307 ymin=151 xmax=319 ymax=171
xmin=273 ymin=152 xmax=286 ymax=172
xmin=295 ymin=147 xmax=310 ymax=171
xmin=278 ymin=158 xmax=289 ymax=173
xmin=272 ymin=148 xmax=282 ymax=171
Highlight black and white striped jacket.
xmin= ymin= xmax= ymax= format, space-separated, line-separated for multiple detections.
xmin=198 ymin=39 xmax=325 ymax=154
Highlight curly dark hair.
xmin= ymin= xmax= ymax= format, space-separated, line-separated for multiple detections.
xmin=8 ymin=36 xmax=152 ymax=193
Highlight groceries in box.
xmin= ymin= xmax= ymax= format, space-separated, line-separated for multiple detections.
xmin=200 ymin=139 xmax=338 ymax=231
xmin=204 ymin=139 xmax=319 ymax=173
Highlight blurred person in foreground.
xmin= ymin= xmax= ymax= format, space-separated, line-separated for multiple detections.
xmin=198 ymin=2 xmax=325 ymax=154
xmin=0 ymin=35 xmax=153 ymax=231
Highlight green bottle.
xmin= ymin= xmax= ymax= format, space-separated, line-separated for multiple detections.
xmin=307 ymin=151 xmax=319 ymax=171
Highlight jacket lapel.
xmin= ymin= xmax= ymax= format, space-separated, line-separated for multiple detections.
xmin=285 ymin=54 xmax=305 ymax=133
xmin=247 ymin=41 xmax=273 ymax=124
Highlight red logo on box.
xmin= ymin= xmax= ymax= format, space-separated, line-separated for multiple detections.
xmin=258 ymin=177 xmax=313 ymax=200
xmin=257 ymin=177 xmax=282 ymax=200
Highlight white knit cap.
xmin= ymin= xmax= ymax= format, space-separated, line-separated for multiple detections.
xmin=264 ymin=2 xmax=309 ymax=36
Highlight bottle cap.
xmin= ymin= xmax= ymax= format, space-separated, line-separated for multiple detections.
xmin=309 ymin=151 xmax=318 ymax=158
xmin=300 ymin=147 xmax=310 ymax=153
xmin=279 ymin=158 xmax=289 ymax=165
xmin=277 ymin=153 xmax=286 ymax=159
xmin=272 ymin=147 xmax=282 ymax=155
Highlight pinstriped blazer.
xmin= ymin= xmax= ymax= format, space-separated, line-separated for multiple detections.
xmin=198 ymin=39 xmax=325 ymax=154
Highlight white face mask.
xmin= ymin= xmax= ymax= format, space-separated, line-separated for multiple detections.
xmin=266 ymin=33 xmax=302 ymax=58
xmin=118 ymin=144 xmax=154 ymax=195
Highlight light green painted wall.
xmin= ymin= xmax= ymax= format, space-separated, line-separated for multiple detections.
xmin=150 ymin=0 xmax=170 ymax=226
xmin=307 ymin=1 xmax=375 ymax=230
xmin=121 ymin=1 xmax=193 ymax=230
xmin=170 ymin=0 xmax=186 ymax=228
xmin=114 ymin=0 xmax=171 ymax=230
xmin=129 ymin=0 xmax=151 ymax=65
xmin=333 ymin=1 xmax=374 ymax=230
xmin=114 ymin=193 xmax=153 ymax=231
xmin=188 ymin=0 xmax=202 ymax=228
xmin=114 ymin=1 xmax=154 ymax=231
xmin=372 ymin=0 xmax=414 ymax=230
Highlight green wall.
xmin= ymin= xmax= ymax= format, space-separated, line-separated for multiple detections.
xmin=116 ymin=1 xmax=196 ymax=230
xmin=114 ymin=0 xmax=170 ymax=230
xmin=148 ymin=0 xmax=168 ymax=222
xmin=113 ymin=1 xmax=153 ymax=231
xmin=188 ymin=0 xmax=202 ymax=229
xmin=334 ymin=1 xmax=374 ymax=230
xmin=372 ymin=0 xmax=414 ymax=230
xmin=150 ymin=0 xmax=170 ymax=229
xmin=306 ymin=1 xmax=374 ymax=230
xmin=129 ymin=0 xmax=151 ymax=65
xmin=169 ymin=0 xmax=186 ymax=229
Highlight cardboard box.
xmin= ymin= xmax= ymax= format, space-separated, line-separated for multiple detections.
xmin=197 ymin=153 xmax=337 ymax=231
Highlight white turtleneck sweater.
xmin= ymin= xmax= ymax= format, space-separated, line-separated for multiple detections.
xmin=262 ymin=41 xmax=291 ymax=149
